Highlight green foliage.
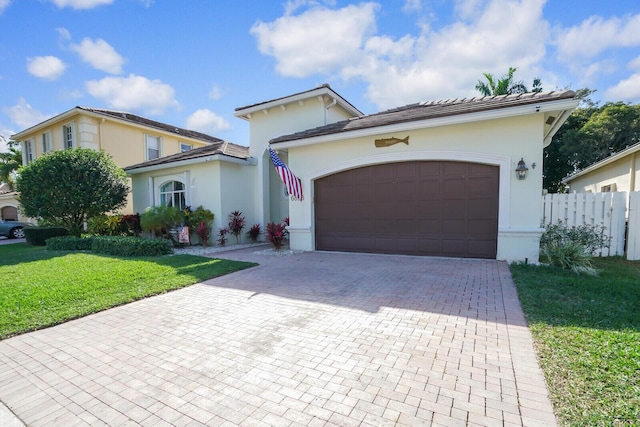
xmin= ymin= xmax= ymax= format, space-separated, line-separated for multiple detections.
xmin=183 ymin=206 xmax=215 ymax=230
xmin=91 ymin=236 xmax=173 ymax=257
xmin=475 ymin=67 xmax=540 ymax=96
xmin=16 ymin=149 xmax=129 ymax=236
xmin=46 ymin=236 xmax=94 ymax=251
xmin=544 ymin=95 xmax=640 ymax=192
xmin=539 ymin=221 xmax=610 ymax=275
xmin=540 ymin=241 xmax=597 ymax=275
xmin=0 ymin=138 xmax=21 ymax=191
xmin=140 ymin=205 xmax=181 ymax=238
xmin=228 ymin=210 xmax=246 ymax=244
xmin=540 ymin=221 xmax=611 ymax=254
xmin=87 ymin=213 xmax=142 ymax=236
xmin=24 ymin=226 xmax=69 ymax=246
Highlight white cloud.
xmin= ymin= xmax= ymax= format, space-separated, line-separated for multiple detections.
xmin=556 ymin=13 xmax=640 ymax=63
xmin=402 ymin=0 xmax=421 ymax=13
xmin=209 ymin=84 xmax=222 ymax=100
xmin=3 ymin=98 xmax=51 ymax=129
xmin=85 ymin=74 xmax=179 ymax=115
xmin=71 ymin=38 xmax=125 ymax=74
xmin=0 ymin=0 xmax=10 ymax=14
xmin=50 ymin=0 xmax=112 ymax=9
xmin=185 ymin=109 xmax=231 ymax=134
xmin=628 ymin=55 xmax=640 ymax=71
xmin=253 ymin=0 xmax=549 ymax=108
xmin=56 ymin=27 xmax=72 ymax=41
xmin=26 ymin=56 xmax=66 ymax=80
xmin=251 ymin=3 xmax=378 ymax=78
xmin=605 ymin=73 xmax=640 ymax=103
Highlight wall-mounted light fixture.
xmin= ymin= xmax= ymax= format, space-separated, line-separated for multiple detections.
xmin=515 ymin=158 xmax=529 ymax=180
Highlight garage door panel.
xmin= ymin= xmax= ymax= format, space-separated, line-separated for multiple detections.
xmin=315 ymin=161 xmax=498 ymax=259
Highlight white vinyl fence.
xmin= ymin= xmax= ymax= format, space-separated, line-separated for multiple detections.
xmin=541 ymin=192 xmax=627 ymax=257
xmin=628 ymin=192 xmax=640 ymax=260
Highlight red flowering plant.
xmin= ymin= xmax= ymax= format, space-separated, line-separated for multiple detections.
xmin=196 ymin=221 xmax=210 ymax=247
xmin=228 ymin=210 xmax=246 ymax=244
xmin=266 ymin=222 xmax=286 ymax=250
xmin=217 ymin=227 xmax=229 ymax=246
xmin=247 ymin=223 xmax=261 ymax=242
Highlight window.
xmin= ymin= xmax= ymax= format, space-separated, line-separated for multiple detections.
xmin=180 ymin=143 xmax=192 ymax=153
xmin=146 ymin=134 xmax=161 ymax=160
xmin=160 ymin=181 xmax=186 ymax=210
xmin=62 ymin=124 xmax=74 ymax=149
xmin=41 ymin=131 xmax=52 ymax=153
xmin=601 ymin=183 xmax=617 ymax=192
xmin=24 ymin=140 xmax=34 ymax=164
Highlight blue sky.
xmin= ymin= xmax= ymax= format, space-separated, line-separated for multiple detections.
xmin=1 ymin=0 xmax=639 ymax=152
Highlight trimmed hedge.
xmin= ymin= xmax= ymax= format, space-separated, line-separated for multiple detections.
xmin=46 ymin=236 xmax=94 ymax=251
xmin=91 ymin=236 xmax=173 ymax=257
xmin=24 ymin=227 xmax=69 ymax=246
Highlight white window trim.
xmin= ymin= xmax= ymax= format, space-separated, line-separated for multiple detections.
xmin=145 ymin=134 xmax=162 ymax=160
xmin=153 ymin=172 xmax=190 ymax=208
xmin=180 ymin=142 xmax=192 ymax=153
xmin=62 ymin=122 xmax=76 ymax=149
xmin=23 ymin=139 xmax=34 ymax=164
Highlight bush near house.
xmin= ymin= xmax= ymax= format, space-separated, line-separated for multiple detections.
xmin=46 ymin=236 xmax=94 ymax=251
xmin=24 ymin=226 xmax=69 ymax=246
xmin=91 ymin=236 xmax=173 ymax=257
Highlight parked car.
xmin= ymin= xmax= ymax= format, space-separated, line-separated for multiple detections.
xmin=0 ymin=220 xmax=31 ymax=239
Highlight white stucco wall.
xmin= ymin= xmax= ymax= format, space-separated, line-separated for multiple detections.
xmin=285 ymin=114 xmax=547 ymax=262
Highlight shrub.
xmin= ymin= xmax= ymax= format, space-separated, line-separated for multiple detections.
xmin=540 ymin=241 xmax=597 ymax=275
xmin=540 ymin=221 xmax=611 ymax=254
xmin=266 ymin=222 xmax=286 ymax=250
xmin=24 ymin=227 xmax=69 ymax=246
xmin=140 ymin=206 xmax=181 ymax=239
xmin=46 ymin=236 xmax=94 ymax=251
xmin=91 ymin=236 xmax=173 ymax=257
xmin=228 ymin=211 xmax=246 ymax=244
xmin=121 ymin=214 xmax=142 ymax=236
xmin=247 ymin=224 xmax=261 ymax=242
xmin=217 ymin=227 xmax=229 ymax=246
xmin=196 ymin=221 xmax=211 ymax=247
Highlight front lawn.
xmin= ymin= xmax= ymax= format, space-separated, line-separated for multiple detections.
xmin=0 ymin=243 xmax=255 ymax=339
xmin=510 ymin=258 xmax=640 ymax=426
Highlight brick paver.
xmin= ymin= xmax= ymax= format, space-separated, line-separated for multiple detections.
xmin=0 ymin=249 xmax=557 ymax=426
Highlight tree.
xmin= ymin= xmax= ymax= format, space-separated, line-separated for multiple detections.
xmin=475 ymin=67 xmax=541 ymax=96
xmin=16 ymin=149 xmax=129 ymax=235
xmin=0 ymin=138 xmax=22 ymax=191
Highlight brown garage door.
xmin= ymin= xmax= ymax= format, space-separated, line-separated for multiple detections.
xmin=315 ymin=161 xmax=499 ymax=259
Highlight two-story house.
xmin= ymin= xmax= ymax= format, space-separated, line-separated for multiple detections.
xmin=4 ymin=107 xmax=221 ymax=220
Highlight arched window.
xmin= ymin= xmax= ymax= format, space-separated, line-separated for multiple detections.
xmin=160 ymin=181 xmax=186 ymax=210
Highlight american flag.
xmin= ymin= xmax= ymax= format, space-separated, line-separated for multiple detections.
xmin=269 ymin=147 xmax=303 ymax=201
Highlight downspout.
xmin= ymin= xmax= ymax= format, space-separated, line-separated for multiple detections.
xmin=630 ymin=151 xmax=637 ymax=192
xmin=324 ymin=98 xmax=337 ymax=125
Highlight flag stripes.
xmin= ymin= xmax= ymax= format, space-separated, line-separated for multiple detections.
xmin=268 ymin=147 xmax=303 ymax=201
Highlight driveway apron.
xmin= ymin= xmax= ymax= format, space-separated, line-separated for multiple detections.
xmin=0 ymin=249 xmax=557 ymax=426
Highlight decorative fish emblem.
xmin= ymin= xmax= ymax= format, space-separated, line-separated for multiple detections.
xmin=374 ymin=136 xmax=409 ymax=148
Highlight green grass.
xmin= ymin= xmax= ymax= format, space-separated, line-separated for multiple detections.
xmin=510 ymin=258 xmax=640 ymax=427
xmin=0 ymin=243 xmax=256 ymax=339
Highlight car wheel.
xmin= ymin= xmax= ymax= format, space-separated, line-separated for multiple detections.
xmin=10 ymin=227 xmax=24 ymax=239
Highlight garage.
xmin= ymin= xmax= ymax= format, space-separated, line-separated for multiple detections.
xmin=314 ymin=161 xmax=499 ymax=259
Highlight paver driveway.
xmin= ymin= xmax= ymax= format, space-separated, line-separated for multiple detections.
xmin=0 ymin=249 xmax=557 ymax=426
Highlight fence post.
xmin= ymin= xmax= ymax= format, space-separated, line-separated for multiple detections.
xmin=628 ymin=192 xmax=640 ymax=260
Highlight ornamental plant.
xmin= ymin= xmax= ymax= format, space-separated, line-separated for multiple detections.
xmin=247 ymin=223 xmax=261 ymax=242
xmin=228 ymin=211 xmax=246 ymax=244
xmin=266 ymin=222 xmax=286 ymax=250
xmin=196 ymin=221 xmax=210 ymax=247
xmin=217 ymin=227 xmax=229 ymax=246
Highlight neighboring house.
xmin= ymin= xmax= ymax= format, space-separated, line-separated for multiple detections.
xmin=563 ymin=141 xmax=640 ymax=201
xmin=127 ymin=85 xmax=578 ymax=262
xmin=9 ymin=107 xmax=220 ymax=214
xmin=0 ymin=182 xmax=21 ymax=221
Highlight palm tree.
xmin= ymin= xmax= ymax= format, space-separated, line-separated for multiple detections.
xmin=0 ymin=138 xmax=22 ymax=191
xmin=475 ymin=67 xmax=539 ymax=96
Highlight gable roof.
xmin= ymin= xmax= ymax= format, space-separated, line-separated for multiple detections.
xmin=270 ymin=90 xmax=577 ymax=147
xmin=234 ymin=83 xmax=363 ymax=119
xmin=124 ymin=141 xmax=252 ymax=174
xmin=11 ymin=107 xmax=223 ymax=145
xmin=563 ymin=141 xmax=640 ymax=184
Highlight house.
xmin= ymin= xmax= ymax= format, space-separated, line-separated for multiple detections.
xmin=0 ymin=183 xmax=20 ymax=221
xmin=126 ymin=85 xmax=578 ymax=262
xmin=8 ymin=106 xmax=220 ymax=216
xmin=562 ymin=141 xmax=640 ymax=203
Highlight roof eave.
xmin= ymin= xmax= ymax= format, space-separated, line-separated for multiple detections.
xmin=271 ymin=97 xmax=580 ymax=149
xmin=125 ymin=154 xmax=256 ymax=175
xmin=11 ymin=107 xmax=82 ymax=140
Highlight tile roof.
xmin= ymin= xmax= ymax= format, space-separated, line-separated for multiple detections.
xmin=270 ymin=90 xmax=576 ymax=144
xmin=124 ymin=141 xmax=250 ymax=172
xmin=78 ymin=107 xmax=224 ymax=144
